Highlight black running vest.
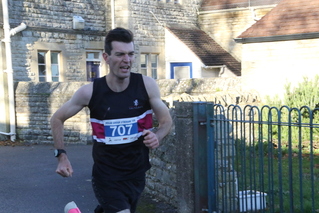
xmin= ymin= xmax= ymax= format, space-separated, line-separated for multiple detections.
xmin=88 ymin=73 xmax=152 ymax=181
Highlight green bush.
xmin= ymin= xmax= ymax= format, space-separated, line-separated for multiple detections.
xmin=284 ymin=75 xmax=319 ymax=110
xmin=263 ymin=75 xmax=319 ymax=145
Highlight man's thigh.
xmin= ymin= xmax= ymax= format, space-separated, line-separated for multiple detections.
xmin=92 ymin=178 xmax=145 ymax=213
xmin=117 ymin=209 xmax=130 ymax=213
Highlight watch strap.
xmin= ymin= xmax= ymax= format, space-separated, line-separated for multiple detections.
xmin=54 ymin=149 xmax=67 ymax=157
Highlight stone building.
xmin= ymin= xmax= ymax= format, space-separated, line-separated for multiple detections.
xmin=0 ymin=0 xmax=242 ymax=140
xmin=1 ymin=0 xmax=234 ymax=83
xmin=2 ymin=0 xmax=318 ymax=140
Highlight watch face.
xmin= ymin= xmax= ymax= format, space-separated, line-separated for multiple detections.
xmin=54 ymin=149 xmax=58 ymax=157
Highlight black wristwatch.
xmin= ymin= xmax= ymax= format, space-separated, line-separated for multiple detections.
xmin=54 ymin=149 xmax=67 ymax=157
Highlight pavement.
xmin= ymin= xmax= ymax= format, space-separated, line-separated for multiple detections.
xmin=0 ymin=144 xmax=97 ymax=213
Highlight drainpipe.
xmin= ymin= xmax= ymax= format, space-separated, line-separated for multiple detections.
xmin=1 ymin=0 xmax=27 ymax=141
xmin=111 ymin=0 xmax=115 ymax=29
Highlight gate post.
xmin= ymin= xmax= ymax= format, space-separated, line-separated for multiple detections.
xmin=192 ymin=102 xmax=219 ymax=213
xmin=193 ymin=102 xmax=210 ymax=212
xmin=174 ymin=101 xmax=212 ymax=213
xmin=174 ymin=101 xmax=196 ymax=213
xmin=206 ymin=103 xmax=217 ymax=213
xmin=174 ymin=102 xmax=237 ymax=213
xmin=193 ymin=102 xmax=238 ymax=213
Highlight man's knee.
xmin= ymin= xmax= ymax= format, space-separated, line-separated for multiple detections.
xmin=117 ymin=209 xmax=130 ymax=213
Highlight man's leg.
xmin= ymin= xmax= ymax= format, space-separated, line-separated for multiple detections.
xmin=92 ymin=178 xmax=145 ymax=213
xmin=92 ymin=178 xmax=131 ymax=212
xmin=94 ymin=206 xmax=130 ymax=213
xmin=94 ymin=205 xmax=130 ymax=213
xmin=94 ymin=205 xmax=104 ymax=213
xmin=64 ymin=201 xmax=81 ymax=213
xmin=117 ymin=209 xmax=130 ymax=213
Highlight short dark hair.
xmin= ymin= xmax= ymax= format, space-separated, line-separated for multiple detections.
xmin=104 ymin=27 xmax=134 ymax=55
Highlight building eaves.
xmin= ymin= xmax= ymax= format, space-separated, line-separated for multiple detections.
xmin=236 ymin=0 xmax=319 ymax=43
xmin=166 ymin=26 xmax=241 ymax=76
xmin=200 ymin=0 xmax=281 ymax=11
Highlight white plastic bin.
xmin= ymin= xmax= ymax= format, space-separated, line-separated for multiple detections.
xmin=239 ymin=190 xmax=267 ymax=212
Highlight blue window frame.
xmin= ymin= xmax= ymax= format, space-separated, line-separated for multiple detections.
xmin=170 ymin=62 xmax=193 ymax=79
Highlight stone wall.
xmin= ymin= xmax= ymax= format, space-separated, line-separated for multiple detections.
xmin=15 ymin=82 xmax=91 ymax=144
xmin=130 ymin=0 xmax=200 ymax=42
xmin=144 ymin=113 xmax=178 ymax=207
xmin=158 ymin=77 xmax=259 ymax=107
xmin=15 ymin=76 xmax=258 ymax=143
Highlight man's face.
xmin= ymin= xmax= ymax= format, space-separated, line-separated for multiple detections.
xmin=103 ymin=41 xmax=135 ymax=79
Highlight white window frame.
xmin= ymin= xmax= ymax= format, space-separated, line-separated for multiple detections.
xmin=31 ymin=42 xmax=66 ymax=82
xmin=140 ymin=53 xmax=159 ymax=79
xmin=37 ymin=50 xmax=61 ymax=82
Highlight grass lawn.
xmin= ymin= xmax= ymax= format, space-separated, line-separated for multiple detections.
xmin=236 ymin=142 xmax=319 ymax=212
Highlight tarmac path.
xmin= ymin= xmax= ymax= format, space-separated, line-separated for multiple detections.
xmin=0 ymin=143 xmax=177 ymax=213
xmin=0 ymin=144 xmax=97 ymax=213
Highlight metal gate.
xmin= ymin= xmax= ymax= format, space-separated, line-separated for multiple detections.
xmin=193 ymin=102 xmax=319 ymax=213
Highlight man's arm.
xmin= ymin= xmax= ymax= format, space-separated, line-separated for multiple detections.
xmin=50 ymin=83 xmax=92 ymax=177
xmin=142 ymin=76 xmax=173 ymax=149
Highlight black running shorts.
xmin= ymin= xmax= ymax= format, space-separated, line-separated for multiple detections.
xmin=92 ymin=177 xmax=145 ymax=213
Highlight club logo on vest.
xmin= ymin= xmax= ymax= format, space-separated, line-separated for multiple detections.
xmin=129 ymin=99 xmax=143 ymax=110
xmin=134 ymin=99 xmax=138 ymax=107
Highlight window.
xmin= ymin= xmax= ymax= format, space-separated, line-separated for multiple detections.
xmin=140 ymin=53 xmax=159 ymax=79
xmin=86 ymin=51 xmax=102 ymax=81
xmin=141 ymin=54 xmax=148 ymax=76
xmin=38 ymin=52 xmax=46 ymax=82
xmin=37 ymin=51 xmax=60 ymax=82
xmin=155 ymin=0 xmax=181 ymax=4
xmin=165 ymin=0 xmax=180 ymax=3
xmin=150 ymin=54 xmax=158 ymax=79
xmin=170 ymin=62 xmax=193 ymax=79
xmin=31 ymin=42 xmax=67 ymax=82
xmin=51 ymin=52 xmax=59 ymax=82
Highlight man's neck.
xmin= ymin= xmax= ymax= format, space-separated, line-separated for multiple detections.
xmin=105 ymin=74 xmax=130 ymax=92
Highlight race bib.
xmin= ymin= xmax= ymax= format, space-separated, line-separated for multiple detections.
xmin=103 ymin=117 xmax=141 ymax=144
xmin=91 ymin=109 xmax=153 ymax=145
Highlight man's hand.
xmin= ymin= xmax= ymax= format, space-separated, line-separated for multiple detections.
xmin=142 ymin=129 xmax=159 ymax=149
xmin=56 ymin=154 xmax=73 ymax=177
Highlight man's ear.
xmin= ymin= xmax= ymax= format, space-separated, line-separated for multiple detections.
xmin=103 ymin=52 xmax=109 ymax=63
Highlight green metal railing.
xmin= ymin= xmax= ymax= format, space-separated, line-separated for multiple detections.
xmin=193 ymin=102 xmax=319 ymax=213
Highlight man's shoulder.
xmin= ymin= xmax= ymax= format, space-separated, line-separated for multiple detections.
xmin=130 ymin=72 xmax=143 ymax=79
xmin=141 ymin=74 xmax=156 ymax=85
xmin=129 ymin=72 xmax=158 ymax=91
xmin=76 ymin=82 xmax=93 ymax=104
xmin=93 ymin=75 xmax=107 ymax=83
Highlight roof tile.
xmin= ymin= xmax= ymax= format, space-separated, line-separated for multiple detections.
xmin=238 ymin=0 xmax=319 ymax=38
xmin=167 ymin=26 xmax=241 ymax=76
